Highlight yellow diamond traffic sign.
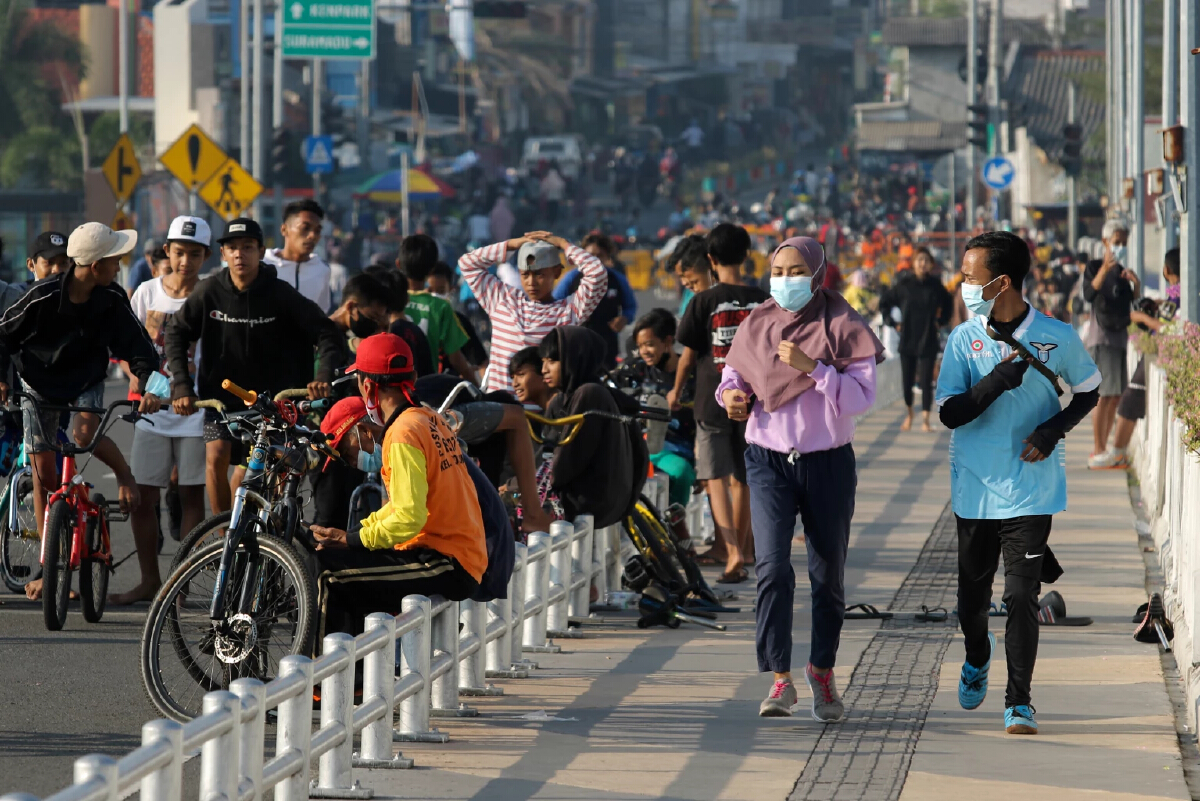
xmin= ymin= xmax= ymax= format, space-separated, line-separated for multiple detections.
xmin=101 ymin=134 xmax=141 ymax=203
xmin=160 ymin=124 xmax=228 ymax=191
xmin=199 ymin=158 xmax=263 ymax=221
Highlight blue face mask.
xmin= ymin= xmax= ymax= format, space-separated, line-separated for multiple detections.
xmin=961 ymin=275 xmax=1002 ymax=317
xmin=770 ymin=275 xmax=814 ymax=312
xmin=357 ymin=439 xmax=383 ymax=474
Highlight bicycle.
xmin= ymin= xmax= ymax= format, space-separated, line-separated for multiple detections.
xmin=140 ymin=380 xmax=336 ymax=721
xmin=13 ymin=396 xmax=144 ymax=630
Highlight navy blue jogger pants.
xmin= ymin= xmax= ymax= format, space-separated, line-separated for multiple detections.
xmin=746 ymin=442 xmax=857 ymax=674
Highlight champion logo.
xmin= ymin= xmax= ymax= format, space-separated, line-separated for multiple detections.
xmin=971 ymin=339 xmax=984 ymax=352
xmin=209 ymin=310 xmax=277 ymax=327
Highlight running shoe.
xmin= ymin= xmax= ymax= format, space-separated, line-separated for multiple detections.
xmin=759 ymin=678 xmax=797 ymax=717
xmin=958 ymin=632 xmax=995 ymax=710
xmin=804 ymin=664 xmax=845 ymax=723
xmin=1004 ymin=704 xmax=1038 ymax=734
xmin=1088 ymin=451 xmax=1130 ymax=470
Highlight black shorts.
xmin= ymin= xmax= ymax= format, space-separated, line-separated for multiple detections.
xmin=1117 ymin=358 xmax=1147 ymax=421
xmin=203 ymin=407 xmax=249 ymax=465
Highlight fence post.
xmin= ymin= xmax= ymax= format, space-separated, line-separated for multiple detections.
xmin=354 ymin=613 xmax=413 ymax=769
xmin=200 ymin=691 xmax=240 ymax=801
xmin=229 ymin=679 xmax=265 ymax=801
xmin=569 ymin=515 xmax=595 ymax=619
xmin=139 ymin=719 xmax=183 ymax=801
xmin=460 ymin=599 xmax=503 ymax=695
xmin=591 ymin=521 xmax=609 ymax=606
xmin=74 ymin=754 xmax=118 ymax=801
xmin=546 ymin=521 xmax=573 ymax=636
xmin=396 ymin=595 xmax=448 ymax=743
xmin=509 ymin=542 xmax=539 ymax=670
xmin=605 ymin=524 xmax=621 ymax=594
xmin=430 ymin=600 xmax=473 ymax=717
xmin=274 ymin=657 xmax=314 ymax=801
xmin=311 ymin=633 xmax=373 ymax=798
xmin=523 ymin=532 xmax=561 ymax=653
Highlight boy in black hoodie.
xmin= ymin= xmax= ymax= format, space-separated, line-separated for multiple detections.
xmin=165 ymin=218 xmax=347 ymax=514
xmin=538 ymin=325 xmax=647 ymax=528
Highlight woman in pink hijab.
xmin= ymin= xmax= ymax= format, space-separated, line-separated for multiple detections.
xmin=717 ymin=236 xmax=884 ymax=724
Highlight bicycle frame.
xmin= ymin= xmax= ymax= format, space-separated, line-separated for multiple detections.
xmin=40 ymin=452 xmax=110 ymax=572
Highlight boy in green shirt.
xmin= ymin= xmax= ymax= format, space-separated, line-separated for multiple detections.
xmin=398 ymin=235 xmax=477 ymax=384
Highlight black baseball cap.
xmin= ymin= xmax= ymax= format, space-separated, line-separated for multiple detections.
xmin=217 ymin=218 xmax=264 ymax=245
xmin=31 ymin=231 xmax=67 ymax=260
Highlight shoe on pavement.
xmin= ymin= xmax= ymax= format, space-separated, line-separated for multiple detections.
xmin=805 ymin=664 xmax=846 ymax=723
xmin=958 ymin=632 xmax=995 ymax=710
xmin=1004 ymin=704 xmax=1038 ymax=734
xmin=1088 ymin=451 xmax=1128 ymax=470
xmin=759 ymin=678 xmax=798 ymax=717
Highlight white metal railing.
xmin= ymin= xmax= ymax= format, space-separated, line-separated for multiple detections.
xmin=3 ymin=474 xmax=676 ymax=801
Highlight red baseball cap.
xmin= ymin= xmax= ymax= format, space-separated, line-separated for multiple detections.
xmin=320 ymin=397 xmax=368 ymax=450
xmin=345 ymin=333 xmax=415 ymax=377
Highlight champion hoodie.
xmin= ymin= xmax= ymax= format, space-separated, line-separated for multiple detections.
xmin=164 ymin=265 xmax=348 ymax=408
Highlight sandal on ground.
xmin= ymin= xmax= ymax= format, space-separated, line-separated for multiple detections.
xmin=716 ymin=568 xmax=749 ymax=584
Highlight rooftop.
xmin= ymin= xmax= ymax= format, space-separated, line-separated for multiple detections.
xmin=882 ymin=15 xmax=1052 ymax=48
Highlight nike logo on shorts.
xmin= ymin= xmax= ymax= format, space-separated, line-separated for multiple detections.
xmin=1024 ymin=552 xmax=1043 ymax=559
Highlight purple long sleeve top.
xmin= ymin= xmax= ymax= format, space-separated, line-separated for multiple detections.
xmin=715 ymin=358 xmax=877 ymax=455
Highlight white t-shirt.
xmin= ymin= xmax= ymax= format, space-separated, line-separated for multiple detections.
xmin=263 ymin=249 xmax=333 ymax=312
xmin=130 ymin=277 xmax=205 ymax=437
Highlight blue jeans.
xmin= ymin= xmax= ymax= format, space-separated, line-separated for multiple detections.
xmin=746 ymin=442 xmax=856 ymax=674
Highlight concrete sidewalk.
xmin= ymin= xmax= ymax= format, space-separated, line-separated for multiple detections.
xmin=353 ymin=406 xmax=1188 ymax=801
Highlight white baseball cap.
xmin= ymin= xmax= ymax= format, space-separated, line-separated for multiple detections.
xmin=167 ymin=215 xmax=212 ymax=247
xmin=67 ymin=222 xmax=138 ymax=265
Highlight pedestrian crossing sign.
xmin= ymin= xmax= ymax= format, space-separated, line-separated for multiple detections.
xmin=304 ymin=135 xmax=335 ymax=175
xmin=198 ymin=158 xmax=263 ymax=221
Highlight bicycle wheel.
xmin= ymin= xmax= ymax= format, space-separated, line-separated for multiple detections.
xmin=636 ymin=497 xmax=719 ymax=606
xmin=629 ymin=506 xmax=688 ymax=593
xmin=170 ymin=511 xmax=232 ymax=572
xmin=42 ymin=498 xmax=75 ymax=631
xmin=623 ymin=513 xmax=685 ymax=594
xmin=0 ymin=471 xmax=40 ymax=593
xmin=79 ymin=493 xmax=110 ymax=624
xmin=141 ymin=533 xmax=317 ymax=721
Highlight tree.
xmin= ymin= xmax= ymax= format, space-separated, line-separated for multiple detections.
xmin=88 ymin=111 xmax=153 ymax=169
xmin=0 ymin=0 xmax=87 ymax=189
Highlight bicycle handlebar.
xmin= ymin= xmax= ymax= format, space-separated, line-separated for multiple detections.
xmin=13 ymin=396 xmax=140 ymax=456
xmin=524 ymin=406 xmax=670 ymax=446
xmin=195 ymin=399 xmax=226 ymax=411
xmin=222 ymin=379 xmax=258 ymax=405
xmin=274 ymin=388 xmax=310 ymax=401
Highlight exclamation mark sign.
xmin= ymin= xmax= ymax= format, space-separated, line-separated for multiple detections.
xmin=187 ymin=134 xmax=201 ymax=184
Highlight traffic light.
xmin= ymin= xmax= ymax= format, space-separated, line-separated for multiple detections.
xmin=474 ymin=1 xmax=526 ymax=18
xmin=1062 ymin=123 xmax=1083 ymax=177
xmin=968 ymin=103 xmax=990 ymax=150
xmin=272 ymin=128 xmax=291 ymax=182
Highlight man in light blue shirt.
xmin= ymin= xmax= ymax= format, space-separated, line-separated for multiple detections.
xmin=936 ymin=231 xmax=1100 ymax=736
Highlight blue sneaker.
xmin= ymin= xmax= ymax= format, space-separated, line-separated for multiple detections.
xmin=958 ymin=631 xmax=995 ymax=710
xmin=1004 ymin=704 xmax=1038 ymax=734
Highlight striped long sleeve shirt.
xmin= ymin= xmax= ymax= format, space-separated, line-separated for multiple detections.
xmin=459 ymin=242 xmax=608 ymax=393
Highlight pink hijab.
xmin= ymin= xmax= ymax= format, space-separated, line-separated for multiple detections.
xmin=725 ymin=236 xmax=884 ymax=413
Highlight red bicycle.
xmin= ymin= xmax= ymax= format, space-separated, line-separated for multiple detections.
xmin=23 ymin=396 xmax=143 ymax=630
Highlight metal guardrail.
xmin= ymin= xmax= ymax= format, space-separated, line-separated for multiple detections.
xmin=2 ymin=474 xmax=676 ymax=801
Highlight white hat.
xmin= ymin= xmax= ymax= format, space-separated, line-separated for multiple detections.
xmin=167 ymin=215 xmax=212 ymax=247
xmin=67 ymin=222 xmax=138 ymax=265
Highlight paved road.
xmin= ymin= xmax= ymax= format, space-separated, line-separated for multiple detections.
xmin=0 ymin=380 xmax=189 ymax=797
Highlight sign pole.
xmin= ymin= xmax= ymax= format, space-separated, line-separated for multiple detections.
xmin=966 ymin=0 xmax=977 ymax=230
xmin=118 ymin=0 xmax=129 ymax=134
xmin=401 ymin=150 xmax=410 ymax=238
xmin=240 ymin=0 xmax=251 ymax=172
xmin=312 ymin=58 xmax=323 ymax=206
xmin=948 ymin=151 xmax=956 ymax=272
xmin=1067 ymin=83 xmax=1078 ymax=251
xmin=274 ymin=0 xmax=285 ymax=231
xmin=252 ymin=0 xmax=266 ymax=219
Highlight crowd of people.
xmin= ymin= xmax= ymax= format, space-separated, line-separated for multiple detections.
xmin=0 ymin=189 xmax=1171 ymax=735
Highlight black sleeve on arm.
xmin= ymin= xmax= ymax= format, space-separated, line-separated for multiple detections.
xmin=289 ymin=290 xmax=349 ymax=382
xmin=165 ymin=292 xmax=203 ymax=399
xmin=938 ymin=360 xmax=1030 ymax=429
xmin=1081 ymin=261 xmax=1100 ymax=303
xmin=1025 ymin=388 xmax=1100 ymax=454
xmin=110 ymin=292 xmax=161 ymax=392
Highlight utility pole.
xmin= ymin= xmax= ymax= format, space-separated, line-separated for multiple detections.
xmin=1180 ymin=0 xmax=1200 ymax=323
xmin=1162 ymin=0 xmax=1179 ymax=252
xmin=240 ymin=0 xmax=251 ymax=169
xmin=986 ymin=0 xmax=1002 ymax=223
xmin=118 ymin=0 xmax=128 ymax=133
xmin=252 ymin=0 xmax=265 ymax=218
xmin=948 ymin=151 xmax=957 ymax=271
xmin=1113 ymin=0 xmax=1125 ymax=200
xmin=1106 ymin=0 xmax=1114 ymax=201
xmin=966 ymin=0 xmax=978 ymax=231
xmin=1068 ymin=83 xmax=1078 ymax=251
xmin=273 ymin=0 xmax=284 ymax=229
xmin=312 ymin=58 xmax=323 ymax=205
xmin=1130 ymin=0 xmax=1145 ymax=281
xmin=401 ymin=150 xmax=411 ymax=238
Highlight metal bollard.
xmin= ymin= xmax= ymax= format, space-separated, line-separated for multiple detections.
xmin=74 ymin=754 xmax=118 ymax=801
xmin=311 ymin=633 xmax=372 ymax=798
xmin=395 ymin=595 xmax=448 ymax=742
xmin=605 ymin=524 xmax=622 ymax=596
xmin=139 ymin=719 xmax=183 ymax=801
xmin=460 ymin=599 xmax=503 ymax=695
xmin=546 ymin=521 xmax=573 ymax=636
xmin=569 ymin=515 xmax=595 ymax=619
xmin=591 ymin=521 xmax=609 ymax=607
xmin=354 ymin=613 xmax=412 ymax=769
xmin=200 ymin=691 xmax=240 ymax=801
xmin=274 ymin=657 xmax=314 ymax=801
xmin=430 ymin=600 xmax=475 ymax=718
xmin=229 ymin=679 xmax=265 ymax=801
xmin=523 ymin=532 xmax=560 ymax=653
xmin=509 ymin=542 xmax=539 ymax=670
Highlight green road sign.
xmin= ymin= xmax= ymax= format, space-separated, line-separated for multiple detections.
xmin=281 ymin=0 xmax=375 ymax=59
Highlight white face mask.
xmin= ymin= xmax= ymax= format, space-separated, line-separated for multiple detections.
xmin=961 ymin=275 xmax=1003 ymax=316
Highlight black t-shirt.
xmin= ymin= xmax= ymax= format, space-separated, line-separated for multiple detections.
xmin=310 ymin=460 xmax=367 ymax=530
xmin=566 ymin=267 xmax=623 ymax=369
xmin=389 ymin=319 xmax=435 ymax=377
xmin=676 ymin=283 xmax=769 ymax=427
